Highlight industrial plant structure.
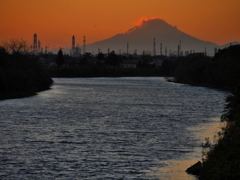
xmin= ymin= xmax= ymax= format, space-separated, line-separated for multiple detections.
xmin=32 ymin=33 xmax=44 ymax=54
xmin=70 ymin=35 xmax=84 ymax=57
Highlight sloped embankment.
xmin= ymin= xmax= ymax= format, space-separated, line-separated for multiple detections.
xmin=0 ymin=54 xmax=53 ymax=100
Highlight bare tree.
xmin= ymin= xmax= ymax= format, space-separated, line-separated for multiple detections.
xmin=2 ymin=39 xmax=30 ymax=54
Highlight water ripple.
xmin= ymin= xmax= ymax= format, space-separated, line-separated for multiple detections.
xmin=0 ymin=77 xmax=229 ymax=179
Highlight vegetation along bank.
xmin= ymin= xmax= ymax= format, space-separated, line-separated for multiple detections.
xmin=0 ymin=46 xmax=53 ymax=100
xmin=1 ymin=39 xmax=240 ymax=179
xmin=173 ymin=45 xmax=240 ymax=179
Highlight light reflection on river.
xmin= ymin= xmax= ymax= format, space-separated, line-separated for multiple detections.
xmin=0 ymin=77 xmax=229 ymax=179
xmin=152 ymin=119 xmax=225 ymax=180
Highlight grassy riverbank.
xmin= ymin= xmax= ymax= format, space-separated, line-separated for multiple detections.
xmin=167 ymin=45 xmax=240 ymax=179
xmin=0 ymin=53 xmax=53 ymax=100
xmin=168 ymin=45 xmax=240 ymax=91
xmin=199 ymin=86 xmax=240 ymax=179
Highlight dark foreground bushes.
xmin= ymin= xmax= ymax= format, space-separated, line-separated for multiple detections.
xmin=199 ymin=86 xmax=240 ymax=180
xmin=169 ymin=45 xmax=240 ymax=179
xmin=171 ymin=45 xmax=240 ymax=91
xmin=0 ymin=54 xmax=53 ymax=100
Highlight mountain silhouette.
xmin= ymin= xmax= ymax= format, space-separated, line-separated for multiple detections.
xmin=220 ymin=41 xmax=240 ymax=49
xmin=87 ymin=19 xmax=218 ymax=56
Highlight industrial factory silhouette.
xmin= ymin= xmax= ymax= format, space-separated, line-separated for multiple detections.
xmin=31 ymin=18 xmax=237 ymax=57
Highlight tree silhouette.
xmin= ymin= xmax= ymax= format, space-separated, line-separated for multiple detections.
xmin=79 ymin=52 xmax=92 ymax=66
xmin=105 ymin=51 xmax=121 ymax=68
xmin=97 ymin=52 xmax=105 ymax=61
xmin=0 ymin=46 xmax=7 ymax=56
xmin=199 ymin=85 xmax=240 ymax=179
xmin=2 ymin=39 xmax=28 ymax=54
xmin=56 ymin=49 xmax=65 ymax=66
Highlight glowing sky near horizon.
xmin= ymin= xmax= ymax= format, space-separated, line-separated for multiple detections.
xmin=1 ymin=0 xmax=240 ymax=51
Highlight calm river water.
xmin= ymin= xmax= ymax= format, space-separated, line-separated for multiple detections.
xmin=0 ymin=77 xmax=229 ymax=180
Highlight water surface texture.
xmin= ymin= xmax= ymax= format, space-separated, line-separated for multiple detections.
xmin=0 ymin=77 xmax=229 ymax=179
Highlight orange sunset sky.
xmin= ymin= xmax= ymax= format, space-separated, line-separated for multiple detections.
xmin=1 ymin=0 xmax=240 ymax=51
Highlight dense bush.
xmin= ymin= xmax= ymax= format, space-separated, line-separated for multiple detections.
xmin=174 ymin=53 xmax=211 ymax=85
xmin=199 ymin=86 xmax=240 ymax=180
xmin=171 ymin=45 xmax=240 ymax=90
xmin=166 ymin=45 xmax=240 ymax=179
xmin=203 ymin=45 xmax=240 ymax=89
xmin=173 ymin=45 xmax=240 ymax=179
xmin=0 ymin=53 xmax=53 ymax=100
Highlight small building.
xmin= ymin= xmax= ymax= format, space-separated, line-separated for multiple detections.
xmin=38 ymin=58 xmax=46 ymax=66
xmin=121 ymin=60 xmax=138 ymax=69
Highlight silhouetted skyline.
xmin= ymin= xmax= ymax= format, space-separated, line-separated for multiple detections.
xmin=87 ymin=19 xmax=218 ymax=56
xmin=1 ymin=0 xmax=240 ymax=51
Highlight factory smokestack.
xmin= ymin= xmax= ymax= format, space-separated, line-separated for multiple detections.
xmin=83 ymin=36 xmax=86 ymax=54
xmin=72 ymin=36 xmax=75 ymax=55
xmin=33 ymin=33 xmax=37 ymax=54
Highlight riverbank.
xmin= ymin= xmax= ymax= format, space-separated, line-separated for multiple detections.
xmin=169 ymin=45 xmax=240 ymax=92
xmin=195 ymin=85 xmax=240 ymax=179
xmin=0 ymin=54 xmax=53 ymax=100
xmin=0 ymin=77 xmax=227 ymax=179
xmin=169 ymin=45 xmax=240 ymax=179
xmin=46 ymin=65 xmax=162 ymax=78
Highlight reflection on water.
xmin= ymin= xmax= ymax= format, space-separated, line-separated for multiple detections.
xmin=153 ymin=159 xmax=198 ymax=180
xmin=190 ymin=119 xmax=225 ymax=144
xmin=151 ymin=119 xmax=225 ymax=180
xmin=0 ymin=77 xmax=229 ymax=179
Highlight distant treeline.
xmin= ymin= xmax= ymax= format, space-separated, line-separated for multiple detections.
xmin=0 ymin=49 xmax=53 ymax=100
xmin=47 ymin=49 xmax=162 ymax=77
xmin=163 ymin=45 xmax=240 ymax=90
xmin=47 ymin=65 xmax=161 ymax=78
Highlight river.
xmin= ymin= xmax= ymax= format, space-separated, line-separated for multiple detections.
xmin=0 ymin=77 xmax=229 ymax=179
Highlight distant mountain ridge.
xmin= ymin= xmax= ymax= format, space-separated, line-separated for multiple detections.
xmin=87 ymin=19 xmax=220 ymax=56
xmin=220 ymin=41 xmax=240 ymax=49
